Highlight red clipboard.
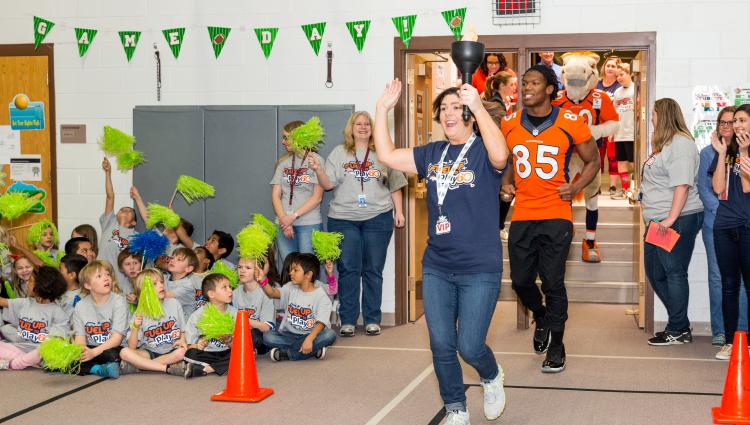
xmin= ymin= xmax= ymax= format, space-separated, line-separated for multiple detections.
xmin=646 ymin=222 xmax=681 ymax=252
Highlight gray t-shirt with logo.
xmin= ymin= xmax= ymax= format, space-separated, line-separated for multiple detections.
xmin=232 ymin=285 xmax=275 ymax=326
xmin=59 ymin=289 xmax=81 ymax=319
xmin=324 ymin=145 xmax=407 ymax=221
xmin=185 ymin=304 xmax=238 ymax=352
xmin=278 ymin=284 xmax=332 ymax=335
xmin=72 ymin=293 xmax=129 ymax=346
xmin=165 ymin=273 xmax=198 ymax=321
xmin=134 ymin=298 xmax=185 ymax=355
xmin=641 ymin=135 xmax=704 ymax=222
xmin=271 ymin=153 xmax=323 ymax=226
xmin=2 ymin=298 xmax=69 ymax=352
xmin=99 ymin=212 xmax=136 ymax=294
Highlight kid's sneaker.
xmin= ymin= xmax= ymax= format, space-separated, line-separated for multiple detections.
xmin=166 ymin=361 xmax=186 ymax=376
xmin=315 ymin=347 xmax=327 ymax=360
xmin=119 ymin=361 xmax=139 ymax=375
xmin=716 ymin=344 xmax=733 ymax=361
xmin=270 ymin=348 xmax=289 ymax=362
xmin=184 ymin=362 xmax=206 ymax=379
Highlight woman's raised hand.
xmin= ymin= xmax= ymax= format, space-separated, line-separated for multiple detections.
xmin=736 ymin=128 xmax=750 ymax=153
xmin=711 ymin=131 xmax=727 ymax=155
xmin=459 ymin=83 xmax=483 ymax=113
xmin=376 ymin=79 xmax=402 ymax=111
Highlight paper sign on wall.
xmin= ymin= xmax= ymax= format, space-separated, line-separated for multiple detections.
xmin=0 ymin=126 xmax=21 ymax=164
xmin=9 ymin=98 xmax=45 ymax=130
xmin=10 ymin=155 xmax=42 ymax=181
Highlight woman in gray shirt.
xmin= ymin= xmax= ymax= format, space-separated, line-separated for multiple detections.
xmin=640 ymin=98 xmax=703 ymax=346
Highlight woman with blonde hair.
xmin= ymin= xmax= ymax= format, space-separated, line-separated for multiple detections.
xmin=308 ymin=111 xmax=406 ymax=337
xmin=640 ymin=98 xmax=703 ymax=346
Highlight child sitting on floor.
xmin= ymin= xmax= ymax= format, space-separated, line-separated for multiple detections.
xmin=0 ymin=266 xmax=68 ymax=370
xmin=59 ymin=254 xmax=88 ymax=318
xmin=260 ymin=253 xmax=336 ymax=361
xmin=119 ymin=269 xmax=187 ymax=376
xmin=183 ymin=273 xmax=236 ymax=378
xmin=234 ymin=257 xmax=275 ymax=354
xmin=72 ymin=260 xmax=129 ymax=378
xmin=117 ymin=250 xmax=143 ymax=302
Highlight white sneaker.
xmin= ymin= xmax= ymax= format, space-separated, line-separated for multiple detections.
xmin=444 ymin=409 xmax=470 ymax=425
xmin=481 ymin=364 xmax=506 ymax=420
xmin=0 ymin=359 xmax=9 ymax=370
xmin=499 ymin=229 xmax=509 ymax=241
xmin=716 ymin=344 xmax=733 ymax=360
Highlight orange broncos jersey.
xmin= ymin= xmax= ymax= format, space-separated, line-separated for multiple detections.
xmin=552 ymin=89 xmax=619 ymax=127
xmin=501 ymin=107 xmax=593 ymax=222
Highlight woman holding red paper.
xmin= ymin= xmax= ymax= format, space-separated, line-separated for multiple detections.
xmin=640 ymin=98 xmax=703 ymax=346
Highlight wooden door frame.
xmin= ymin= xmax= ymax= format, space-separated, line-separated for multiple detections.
xmin=0 ymin=43 xmax=58 ymax=224
xmin=392 ymin=32 xmax=656 ymax=331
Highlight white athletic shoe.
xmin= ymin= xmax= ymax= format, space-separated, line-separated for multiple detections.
xmin=481 ymin=364 xmax=506 ymax=420
xmin=444 ymin=409 xmax=470 ymax=425
xmin=716 ymin=344 xmax=733 ymax=361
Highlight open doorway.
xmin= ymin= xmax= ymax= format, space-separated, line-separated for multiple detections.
xmin=393 ymin=33 xmax=656 ymax=334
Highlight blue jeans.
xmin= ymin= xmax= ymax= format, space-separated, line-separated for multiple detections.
xmin=327 ymin=211 xmax=393 ymax=326
xmin=644 ymin=212 xmax=702 ymax=334
xmin=702 ymin=222 xmax=748 ymax=337
xmin=422 ymin=267 xmax=501 ymax=412
xmin=276 ymin=223 xmax=320 ymax=266
xmin=262 ymin=328 xmax=337 ymax=360
xmin=714 ymin=224 xmax=750 ymax=343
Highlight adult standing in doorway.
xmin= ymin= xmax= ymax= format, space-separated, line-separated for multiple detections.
xmin=373 ymin=78 xmax=509 ymax=424
xmin=598 ymin=56 xmax=623 ymax=198
xmin=537 ymin=51 xmax=564 ymax=90
xmin=611 ymin=63 xmax=636 ymax=199
xmin=308 ymin=112 xmax=406 ymax=338
xmin=472 ymin=53 xmax=515 ymax=95
xmin=641 ymin=98 xmax=703 ymax=346
xmin=271 ymin=121 xmax=324 ymax=265
xmin=502 ymin=65 xmax=599 ymax=373
xmin=710 ymin=104 xmax=750 ymax=360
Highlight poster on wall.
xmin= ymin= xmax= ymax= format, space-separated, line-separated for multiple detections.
xmin=734 ymin=87 xmax=750 ymax=106
xmin=0 ymin=126 xmax=21 ymax=164
xmin=9 ymin=95 xmax=45 ymax=131
xmin=691 ymin=86 xmax=730 ymax=149
xmin=10 ymin=155 xmax=42 ymax=181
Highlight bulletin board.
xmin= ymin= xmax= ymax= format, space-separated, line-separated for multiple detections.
xmin=0 ymin=44 xmax=57 ymax=244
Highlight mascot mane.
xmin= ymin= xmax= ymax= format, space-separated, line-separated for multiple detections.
xmin=560 ymin=51 xmax=600 ymax=102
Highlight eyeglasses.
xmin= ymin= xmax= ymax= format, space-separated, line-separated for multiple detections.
xmin=719 ymin=120 xmax=735 ymax=126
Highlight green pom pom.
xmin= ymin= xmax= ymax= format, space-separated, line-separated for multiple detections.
xmin=176 ymin=175 xmax=215 ymax=204
xmin=146 ymin=203 xmax=180 ymax=229
xmin=210 ymin=261 xmax=239 ymax=289
xmin=0 ymin=191 xmax=37 ymax=221
xmin=116 ymin=150 xmax=146 ymax=171
xmin=252 ymin=213 xmax=277 ymax=240
xmin=4 ymin=281 xmax=16 ymax=299
xmin=312 ymin=230 xmax=344 ymax=261
xmin=33 ymin=250 xmax=60 ymax=268
xmin=39 ymin=337 xmax=83 ymax=374
xmin=197 ymin=303 xmax=235 ymax=341
xmin=27 ymin=219 xmax=59 ymax=246
xmin=134 ymin=275 xmax=164 ymax=319
xmin=237 ymin=223 xmax=272 ymax=261
xmin=100 ymin=126 xmax=135 ymax=156
xmin=289 ymin=116 xmax=325 ymax=152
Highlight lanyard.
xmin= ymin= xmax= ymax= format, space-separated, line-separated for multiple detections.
xmin=435 ymin=134 xmax=476 ymax=213
xmin=353 ymin=148 xmax=371 ymax=192
xmin=288 ymin=153 xmax=309 ymax=206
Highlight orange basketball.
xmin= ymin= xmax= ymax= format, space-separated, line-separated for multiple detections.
xmin=14 ymin=94 xmax=29 ymax=110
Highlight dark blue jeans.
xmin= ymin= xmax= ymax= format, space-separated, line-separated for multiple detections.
xmin=328 ymin=211 xmax=394 ymax=326
xmin=644 ymin=212 xmax=703 ymax=334
xmin=262 ymin=328 xmax=337 ymax=360
xmin=714 ymin=224 xmax=750 ymax=344
xmin=422 ymin=266 xmax=501 ymax=412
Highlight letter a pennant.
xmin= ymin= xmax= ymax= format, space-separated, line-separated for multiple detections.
xmin=301 ymin=22 xmax=326 ymax=56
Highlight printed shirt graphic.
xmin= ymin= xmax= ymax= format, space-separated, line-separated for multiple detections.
xmin=412 ymin=137 xmax=504 ymax=274
xmin=72 ymin=293 xmax=129 ymax=346
xmin=192 ymin=274 xmax=207 ymax=310
xmin=99 ymin=212 xmax=136 ymax=295
xmin=232 ymin=285 xmax=275 ymax=325
xmin=501 ymin=107 xmax=592 ymax=223
xmin=710 ymin=152 xmax=750 ymax=229
xmin=3 ymin=298 xmax=69 ymax=352
xmin=278 ymin=285 xmax=332 ymax=335
xmin=185 ymin=304 xmax=238 ymax=352
xmin=553 ymin=89 xmax=619 ymax=127
xmin=270 ymin=153 xmax=322 ymax=225
xmin=136 ymin=298 xmax=184 ymax=355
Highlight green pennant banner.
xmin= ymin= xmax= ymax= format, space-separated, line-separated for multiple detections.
xmin=392 ymin=15 xmax=417 ymax=48
xmin=207 ymin=26 xmax=231 ymax=58
xmin=301 ymin=22 xmax=326 ymax=56
xmin=74 ymin=28 xmax=97 ymax=57
xmin=33 ymin=16 xmax=54 ymax=49
xmin=254 ymin=28 xmax=278 ymax=59
xmin=345 ymin=20 xmax=371 ymax=53
xmin=118 ymin=31 xmax=141 ymax=62
xmin=441 ymin=8 xmax=467 ymax=41
xmin=162 ymin=27 xmax=185 ymax=59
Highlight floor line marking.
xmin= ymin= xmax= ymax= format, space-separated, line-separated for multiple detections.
xmin=0 ymin=377 xmax=107 ymax=423
xmin=364 ymin=365 xmax=434 ymax=425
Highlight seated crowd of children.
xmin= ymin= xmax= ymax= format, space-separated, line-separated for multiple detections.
xmin=0 ymin=158 xmax=338 ymax=378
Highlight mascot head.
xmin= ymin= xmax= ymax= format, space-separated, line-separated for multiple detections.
xmin=560 ymin=51 xmax=600 ymax=102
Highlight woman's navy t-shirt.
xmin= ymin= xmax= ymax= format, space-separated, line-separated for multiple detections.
xmin=412 ymin=136 xmax=503 ymax=274
xmin=709 ymin=151 xmax=750 ymax=229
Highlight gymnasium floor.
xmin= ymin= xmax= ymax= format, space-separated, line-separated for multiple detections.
xmin=0 ymin=302 xmax=727 ymax=425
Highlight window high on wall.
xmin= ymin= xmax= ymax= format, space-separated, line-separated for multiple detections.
xmin=492 ymin=0 xmax=542 ymax=26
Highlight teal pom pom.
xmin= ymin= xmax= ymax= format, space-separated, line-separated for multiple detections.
xmin=252 ymin=213 xmax=277 ymax=240
xmin=176 ymin=175 xmax=215 ymax=204
xmin=146 ymin=203 xmax=180 ymax=229
xmin=312 ymin=230 xmax=344 ymax=261
xmin=116 ymin=150 xmax=146 ymax=171
xmin=128 ymin=230 xmax=169 ymax=263
xmin=289 ymin=116 xmax=325 ymax=152
xmin=39 ymin=337 xmax=83 ymax=374
xmin=100 ymin=126 xmax=135 ymax=156
xmin=0 ymin=191 xmax=37 ymax=221
xmin=197 ymin=303 xmax=235 ymax=341
xmin=210 ymin=260 xmax=239 ymax=289
xmin=237 ymin=223 xmax=272 ymax=261
xmin=134 ymin=275 xmax=164 ymax=319
xmin=27 ymin=219 xmax=59 ymax=246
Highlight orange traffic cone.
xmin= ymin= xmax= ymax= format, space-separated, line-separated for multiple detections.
xmin=712 ymin=332 xmax=750 ymax=424
xmin=211 ymin=310 xmax=274 ymax=403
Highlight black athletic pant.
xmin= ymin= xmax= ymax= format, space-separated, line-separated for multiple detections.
xmin=184 ymin=348 xmax=232 ymax=376
xmin=508 ymin=219 xmax=573 ymax=332
xmin=79 ymin=346 xmax=122 ymax=375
